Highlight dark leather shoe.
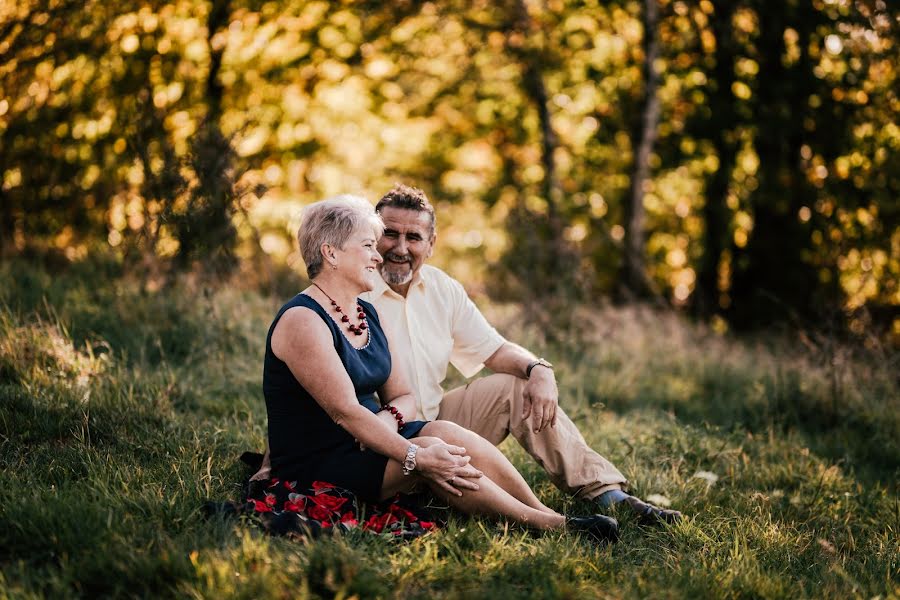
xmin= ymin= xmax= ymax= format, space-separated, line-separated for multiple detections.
xmin=567 ymin=514 xmax=620 ymax=544
xmin=622 ymin=496 xmax=683 ymax=525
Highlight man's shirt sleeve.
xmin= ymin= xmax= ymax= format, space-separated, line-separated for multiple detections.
xmin=446 ymin=277 xmax=506 ymax=378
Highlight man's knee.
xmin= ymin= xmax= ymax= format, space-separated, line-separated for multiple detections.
xmin=481 ymin=373 xmax=521 ymax=393
xmin=441 ymin=374 xmax=522 ymax=445
xmin=481 ymin=373 xmax=527 ymax=418
xmin=464 ymin=373 xmax=524 ymax=414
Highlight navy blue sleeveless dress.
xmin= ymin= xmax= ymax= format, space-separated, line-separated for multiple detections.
xmin=264 ymin=293 xmax=427 ymax=502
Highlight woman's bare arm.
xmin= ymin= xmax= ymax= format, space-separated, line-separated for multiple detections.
xmin=272 ymin=307 xmax=410 ymax=460
xmin=271 ymin=306 xmax=479 ymax=494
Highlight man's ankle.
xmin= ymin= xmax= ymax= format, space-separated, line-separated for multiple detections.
xmin=596 ymin=488 xmax=630 ymax=507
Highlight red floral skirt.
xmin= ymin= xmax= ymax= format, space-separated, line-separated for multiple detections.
xmin=241 ymin=477 xmax=439 ymax=540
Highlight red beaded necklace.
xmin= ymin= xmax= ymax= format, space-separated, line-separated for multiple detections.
xmin=312 ymin=282 xmax=368 ymax=336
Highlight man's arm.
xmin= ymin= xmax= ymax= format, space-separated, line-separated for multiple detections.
xmin=441 ymin=271 xmax=558 ymax=433
xmin=483 ymin=342 xmax=558 ymax=433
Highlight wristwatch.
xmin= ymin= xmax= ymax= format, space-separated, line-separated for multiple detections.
xmin=402 ymin=444 xmax=419 ymax=475
xmin=526 ymin=358 xmax=554 ymax=378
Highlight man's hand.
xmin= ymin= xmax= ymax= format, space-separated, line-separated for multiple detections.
xmin=522 ymin=366 xmax=558 ymax=433
xmin=483 ymin=343 xmax=558 ymax=433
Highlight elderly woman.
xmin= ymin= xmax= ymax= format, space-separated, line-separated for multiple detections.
xmin=261 ymin=195 xmax=617 ymax=542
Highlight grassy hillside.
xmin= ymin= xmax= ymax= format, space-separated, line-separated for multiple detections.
xmin=1 ymin=261 xmax=898 ymax=599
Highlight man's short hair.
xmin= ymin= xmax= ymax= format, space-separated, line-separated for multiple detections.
xmin=375 ymin=184 xmax=436 ymax=239
xmin=298 ymin=195 xmax=384 ymax=279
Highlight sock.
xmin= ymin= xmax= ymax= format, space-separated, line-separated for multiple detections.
xmin=596 ymin=489 xmax=630 ymax=508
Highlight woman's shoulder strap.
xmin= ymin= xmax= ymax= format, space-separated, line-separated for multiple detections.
xmin=270 ymin=293 xmax=339 ymax=339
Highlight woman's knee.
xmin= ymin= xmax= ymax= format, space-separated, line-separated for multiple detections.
xmin=423 ymin=420 xmax=484 ymax=447
xmin=423 ymin=420 xmax=465 ymax=440
xmin=412 ymin=435 xmax=444 ymax=448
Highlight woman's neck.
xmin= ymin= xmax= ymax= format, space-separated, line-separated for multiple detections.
xmin=309 ymin=274 xmax=359 ymax=310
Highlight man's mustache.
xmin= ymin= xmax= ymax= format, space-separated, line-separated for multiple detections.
xmin=383 ymin=252 xmax=412 ymax=264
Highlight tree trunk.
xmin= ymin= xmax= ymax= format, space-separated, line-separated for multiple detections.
xmin=512 ymin=0 xmax=561 ymax=230
xmin=174 ymin=0 xmax=235 ymax=274
xmin=694 ymin=3 xmax=738 ymax=316
xmin=622 ymin=0 xmax=661 ymax=298
xmin=508 ymin=0 xmax=574 ymax=294
xmin=728 ymin=3 xmax=822 ymax=328
xmin=205 ymin=0 xmax=229 ymax=123
xmin=0 ymin=189 xmax=15 ymax=257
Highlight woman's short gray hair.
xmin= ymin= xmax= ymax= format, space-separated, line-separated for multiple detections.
xmin=298 ymin=195 xmax=384 ymax=279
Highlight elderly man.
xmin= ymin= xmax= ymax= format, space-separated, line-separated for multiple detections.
xmin=364 ymin=184 xmax=681 ymax=524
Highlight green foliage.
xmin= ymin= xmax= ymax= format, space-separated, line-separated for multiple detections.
xmin=2 ymin=0 xmax=897 ymax=334
xmin=1 ymin=267 xmax=898 ymax=598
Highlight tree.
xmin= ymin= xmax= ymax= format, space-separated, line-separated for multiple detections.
xmin=693 ymin=1 xmax=739 ymax=317
xmin=621 ymin=0 xmax=662 ymax=300
xmin=170 ymin=0 xmax=239 ymax=275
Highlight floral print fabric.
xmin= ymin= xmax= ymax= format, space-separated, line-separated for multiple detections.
xmin=243 ymin=477 xmax=437 ymax=540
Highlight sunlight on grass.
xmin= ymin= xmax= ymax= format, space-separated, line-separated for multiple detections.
xmin=1 ymin=264 xmax=898 ymax=598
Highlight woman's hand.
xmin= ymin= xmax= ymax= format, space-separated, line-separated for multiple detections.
xmin=414 ymin=443 xmax=483 ymax=496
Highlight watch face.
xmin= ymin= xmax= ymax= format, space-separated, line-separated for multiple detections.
xmin=402 ymin=445 xmax=417 ymax=474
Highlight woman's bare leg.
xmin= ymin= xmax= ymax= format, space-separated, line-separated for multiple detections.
xmin=380 ymin=441 xmax=565 ymax=530
xmin=420 ymin=421 xmax=557 ymax=515
xmin=427 ymin=473 xmax=565 ymax=529
xmin=380 ymin=434 xmax=565 ymax=530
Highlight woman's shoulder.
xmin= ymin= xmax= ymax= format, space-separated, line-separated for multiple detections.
xmin=270 ymin=293 xmax=318 ymax=327
xmin=278 ymin=298 xmax=329 ymax=327
xmin=271 ymin=294 xmax=331 ymax=336
xmin=279 ymin=292 xmax=318 ymax=311
xmin=271 ymin=302 xmax=333 ymax=354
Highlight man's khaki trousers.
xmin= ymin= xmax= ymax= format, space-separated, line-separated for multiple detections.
xmin=436 ymin=373 xmax=627 ymax=500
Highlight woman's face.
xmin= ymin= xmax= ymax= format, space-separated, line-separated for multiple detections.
xmin=335 ymin=225 xmax=384 ymax=292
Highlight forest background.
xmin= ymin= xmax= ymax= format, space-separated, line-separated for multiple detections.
xmin=2 ymin=0 xmax=898 ymax=336
xmin=1 ymin=0 xmax=899 ymax=598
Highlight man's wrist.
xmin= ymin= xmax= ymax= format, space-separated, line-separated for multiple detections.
xmin=526 ymin=358 xmax=554 ymax=378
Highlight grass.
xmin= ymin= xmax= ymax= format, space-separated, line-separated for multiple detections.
xmin=1 ymin=258 xmax=898 ymax=599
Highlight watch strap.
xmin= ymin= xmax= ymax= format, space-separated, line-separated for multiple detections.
xmin=402 ymin=444 xmax=419 ymax=475
xmin=526 ymin=358 xmax=553 ymax=378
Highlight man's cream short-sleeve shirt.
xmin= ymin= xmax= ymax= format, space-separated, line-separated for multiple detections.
xmin=362 ymin=265 xmax=506 ymax=420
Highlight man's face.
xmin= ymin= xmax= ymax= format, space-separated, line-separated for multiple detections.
xmin=376 ymin=206 xmax=435 ymax=290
